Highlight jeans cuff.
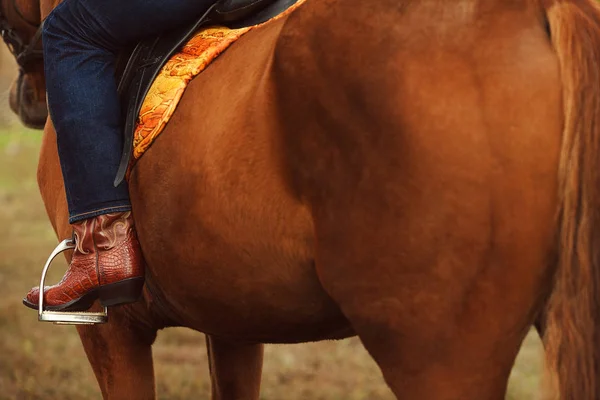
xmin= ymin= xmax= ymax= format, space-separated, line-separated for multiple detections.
xmin=69 ymin=204 xmax=132 ymax=224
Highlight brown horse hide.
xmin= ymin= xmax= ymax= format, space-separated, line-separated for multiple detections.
xmin=3 ymin=0 xmax=600 ymax=398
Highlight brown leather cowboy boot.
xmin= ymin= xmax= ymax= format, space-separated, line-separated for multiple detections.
xmin=23 ymin=211 xmax=145 ymax=312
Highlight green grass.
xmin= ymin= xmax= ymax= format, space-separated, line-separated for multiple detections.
xmin=0 ymin=127 xmax=41 ymax=190
xmin=0 ymin=130 xmax=545 ymax=399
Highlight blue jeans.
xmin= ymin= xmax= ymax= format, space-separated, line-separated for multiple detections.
xmin=44 ymin=0 xmax=216 ymax=223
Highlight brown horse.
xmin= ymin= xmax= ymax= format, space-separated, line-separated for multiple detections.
xmin=4 ymin=0 xmax=600 ymax=398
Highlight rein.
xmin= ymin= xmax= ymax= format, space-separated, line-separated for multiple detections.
xmin=0 ymin=0 xmax=43 ymax=68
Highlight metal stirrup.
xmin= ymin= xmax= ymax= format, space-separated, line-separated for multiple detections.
xmin=38 ymin=239 xmax=108 ymax=325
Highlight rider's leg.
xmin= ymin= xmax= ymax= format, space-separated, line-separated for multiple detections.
xmin=24 ymin=0 xmax=217 ymax=311
xmin=46 ymin=0 xmax=217 ymax=222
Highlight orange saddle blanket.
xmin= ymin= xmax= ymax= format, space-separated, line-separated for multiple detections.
xmin=131 ymin=0 xmax=305 ymax=165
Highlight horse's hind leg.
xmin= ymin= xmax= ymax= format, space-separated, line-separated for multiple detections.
xmin=288 ymin=74 xmax=559 ymax=398
xmin=206 ymin=335 xmax=263 ymax=400
xmin=77 ymin=304 xmax=158 ymax=399
xmin=302 ymin=135 xmax=557 ymax=399
xmin=311 ymin=188 xmax=553 ymax=400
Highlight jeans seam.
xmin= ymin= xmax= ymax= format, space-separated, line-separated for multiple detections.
xmin=70 ymin=205 xmax=131 ymax=220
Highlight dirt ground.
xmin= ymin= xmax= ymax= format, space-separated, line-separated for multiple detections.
xmin=0 ymin=128 xmax=544 ymax=399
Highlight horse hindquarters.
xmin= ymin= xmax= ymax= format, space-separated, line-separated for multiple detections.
xmin=274 ymin=1 xmax=562 ymax=398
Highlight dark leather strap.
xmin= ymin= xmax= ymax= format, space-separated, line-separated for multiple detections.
xmin=213 ymin=0 xmax=276 ymax=22
xmin=229 ymin=0 xmax=299 ymax=28
xmin=114 ymin=4 xmax=218 ymax=186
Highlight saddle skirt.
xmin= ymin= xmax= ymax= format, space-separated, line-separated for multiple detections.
xmin=116 ymin=0 xmax=305 ymax=183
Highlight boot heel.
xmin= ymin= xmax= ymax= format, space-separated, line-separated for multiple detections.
xmin=99 ymin=277 xmax=144 ymax=307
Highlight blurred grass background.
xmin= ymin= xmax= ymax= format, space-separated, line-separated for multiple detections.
xmin=0 ymin=47 xmax=544 ymax=399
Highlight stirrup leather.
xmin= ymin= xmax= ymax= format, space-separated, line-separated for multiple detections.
xmin=38 ymin=239 xmax=108 ymax=325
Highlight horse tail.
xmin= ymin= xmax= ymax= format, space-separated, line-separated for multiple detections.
xmin=543 ymin=0 xmax=600 ymax=398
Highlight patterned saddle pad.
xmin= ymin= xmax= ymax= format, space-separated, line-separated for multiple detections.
xmin=126 ymin=0 xmax=305 ymax=177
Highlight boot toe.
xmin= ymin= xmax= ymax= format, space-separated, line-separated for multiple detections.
xmin=26 ymin=286 xmax=41 ymax=304
xmin=22 ymin=286 xmax=43 ymax=310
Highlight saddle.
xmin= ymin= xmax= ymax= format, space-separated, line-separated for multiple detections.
xmin=114 ymin=0 xmax=301 ymax=185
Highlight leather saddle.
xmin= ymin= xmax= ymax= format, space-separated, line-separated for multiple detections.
xmin=114 ymin=0 xmax=300 ymax=185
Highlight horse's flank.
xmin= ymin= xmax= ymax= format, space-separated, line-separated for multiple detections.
xmin=273 ymin=0 xmax=564 ymax=397
xmin=39 ymin=11 xmax=353 ymax=342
